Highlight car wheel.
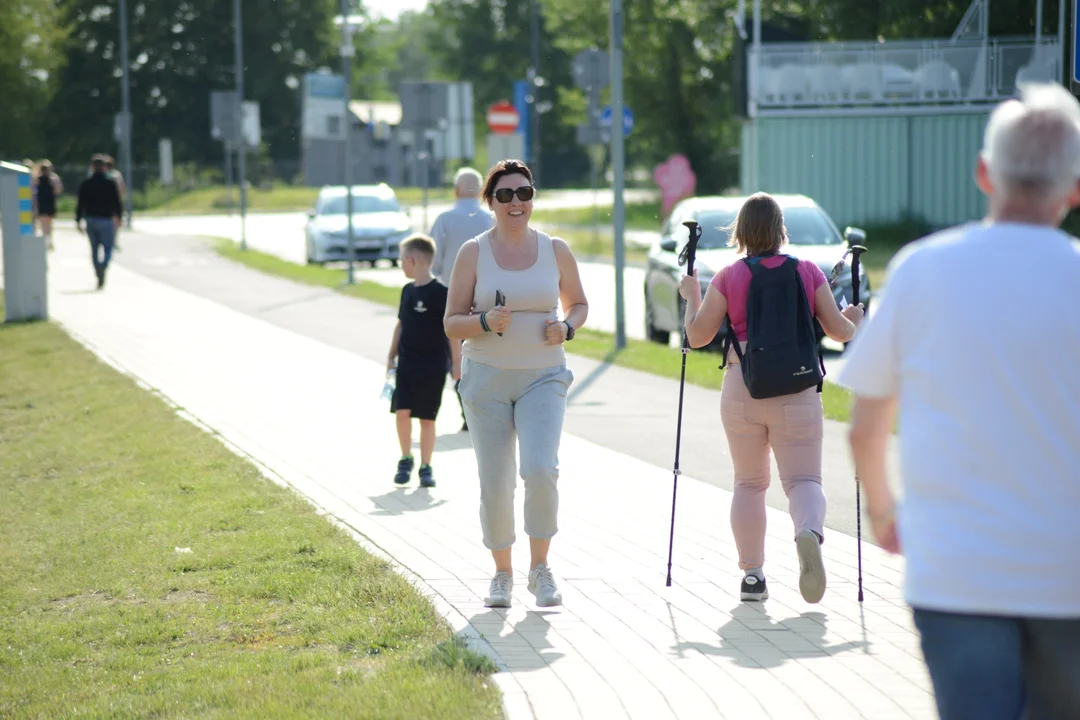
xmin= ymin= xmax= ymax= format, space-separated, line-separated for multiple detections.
xmin=644 ymin=287 xmax=671 ymax=345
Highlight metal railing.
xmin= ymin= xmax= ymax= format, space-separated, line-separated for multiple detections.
xmin=748 ymin=37 xmax=1061 ymax=114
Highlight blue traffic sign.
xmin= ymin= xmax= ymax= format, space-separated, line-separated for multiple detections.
xmin=600 ymin=105 xmax=634 ymax=136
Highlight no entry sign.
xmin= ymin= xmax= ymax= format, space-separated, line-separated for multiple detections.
xmin=486 ymin=101 xmax=520 ymax=135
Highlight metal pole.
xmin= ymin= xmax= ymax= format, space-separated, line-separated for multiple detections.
xmin=530 ymin=0 xmax=541 ymax=184
xmin=341 ymin=0 xmax=355 ymax=284
xmin=1036 ymin=0 xmax=1043 ymax=43
xmin=224 ymin=145 xmax=234 ymax=216
xmin=119 ymin=0 xmax=134 ymax=229
xmin=610 ymin=0 xmax=626 ymax=349
xmin=422 ymin=149 xmax=429 ymax=231
xmin=233 ymin=0 xmax=248 ymax=251
xmin=1059 ymin=0 xmax=1067 ymax=85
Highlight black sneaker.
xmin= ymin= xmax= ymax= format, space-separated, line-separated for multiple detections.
xmin=740 ymin=575 xmax=769 ymax=601
xmin=394 ymin=456 xmax=414 ymax=485
xmin=418 ymin=464 xmax=435 ymax=488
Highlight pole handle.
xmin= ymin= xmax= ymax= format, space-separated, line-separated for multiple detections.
xmin=849 ymin=245 xmax=867 ymax=306
xmin=680 ymin=221 xmax=702 ymax=276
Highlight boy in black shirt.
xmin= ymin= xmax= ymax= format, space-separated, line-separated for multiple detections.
xmin=387 ymin=234 xmax=461 ymax=487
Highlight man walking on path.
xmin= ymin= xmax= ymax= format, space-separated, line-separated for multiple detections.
xmin=76 ymin=155 xmax=123 ymax=289
xmin=839 ymin=81 xmax=1080 ymax=720
xmin=430 ymin=167 xmax=494 ymax=431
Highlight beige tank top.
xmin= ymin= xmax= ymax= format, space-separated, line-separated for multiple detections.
xmin=463 ymin=229 xmax=565 ymax=370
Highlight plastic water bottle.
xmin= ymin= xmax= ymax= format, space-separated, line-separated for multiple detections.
xmin=380 ymin=369 xmax=396 ymax=401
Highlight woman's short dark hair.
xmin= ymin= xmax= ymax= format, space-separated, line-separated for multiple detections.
xmin=482 ymin=159 xmax=534 ymax=206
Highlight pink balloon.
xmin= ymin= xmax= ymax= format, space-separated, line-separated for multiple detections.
xmin=653 ymin=154 xmax=697 ymax=217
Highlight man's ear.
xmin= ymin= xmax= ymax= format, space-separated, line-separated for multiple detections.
xmin=975 ymin=155 xmax=994 ymax=197
xmin=1066 ymin=179 xmax=1080 ymax=210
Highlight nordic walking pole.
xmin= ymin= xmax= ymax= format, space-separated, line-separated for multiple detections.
xmin=665 ymin=220 xmax=702 ymax=587
xmin=849 ymin=243 xmax=868 ymax=603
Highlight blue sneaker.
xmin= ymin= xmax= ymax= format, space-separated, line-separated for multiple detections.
xmin=394 ymin=456 xmax=414 ymax=485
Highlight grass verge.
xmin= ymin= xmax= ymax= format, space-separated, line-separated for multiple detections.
xmin=0 ymin=300 xmax=502 ymax=719
xmin=211 ymin=239 xmax=855 ymax=422
xmin=531 ymin=200 xmax=663 ymax=232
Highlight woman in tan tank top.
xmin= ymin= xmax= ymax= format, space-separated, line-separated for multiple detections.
xmin=444 ymin=159 xmax=589 ymax=609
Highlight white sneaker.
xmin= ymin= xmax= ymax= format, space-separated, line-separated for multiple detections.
xmin=527 ymin=563 xmax=563 ymax=607
xmin=484 ymin=571 xmax=513 ymax=608
xmin=796 ymin=529 xmax=827 ymax=604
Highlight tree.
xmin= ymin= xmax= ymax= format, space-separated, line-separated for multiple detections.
xmin=426 ymin=0 xmax=589 ymax=187
xmin=0 ymin=0 xmax=67 ymax=160
xmin=44 ymin=0 xmax=340 ymax=173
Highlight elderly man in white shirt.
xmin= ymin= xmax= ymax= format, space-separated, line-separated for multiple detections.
xmin=838 ymin=81 xmax=1080 ymax=720
xmin=430 ymin=167 xmax=494 ymax=430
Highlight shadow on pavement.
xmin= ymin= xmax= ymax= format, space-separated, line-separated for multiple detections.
xmin=669 ymin=603 xmax=868 ymax=669
xmin=367 ymin=486 xmax=447 ymax=516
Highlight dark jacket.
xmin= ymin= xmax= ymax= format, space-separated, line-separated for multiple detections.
xmin=76 ymin=173 xmax=122 ymax=222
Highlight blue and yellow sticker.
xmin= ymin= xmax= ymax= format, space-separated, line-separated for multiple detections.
xmin=17 ymin=172 xmax=33 ymax=235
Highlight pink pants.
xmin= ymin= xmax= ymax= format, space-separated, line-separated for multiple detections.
xmin=720 ymin=364 xmax=826 ymax=570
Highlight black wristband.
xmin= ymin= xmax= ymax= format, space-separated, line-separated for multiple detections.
xmin=479 ymin=312 xmax=491 ymax=332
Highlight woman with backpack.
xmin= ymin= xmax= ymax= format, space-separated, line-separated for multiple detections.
xmin=678 ymin=192 xmax=864 ymax=604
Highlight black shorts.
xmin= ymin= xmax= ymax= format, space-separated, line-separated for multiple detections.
xmin=390 ymin=362 xmax=448 ymax=420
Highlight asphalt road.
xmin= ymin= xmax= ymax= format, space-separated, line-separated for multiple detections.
xmin=128 ymin=188 xmax=855 ymax=376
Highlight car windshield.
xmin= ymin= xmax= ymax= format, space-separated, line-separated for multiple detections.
xmin=693 ymin=205 xmax=842 ymax=248
xmin=319 ymin=195 xmax=400 ymax=215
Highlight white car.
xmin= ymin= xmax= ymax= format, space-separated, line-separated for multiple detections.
xmin=304 ymin=184 xmax=412 ymax=266
xmin=644 ymin=194 xmax=870 ymax=347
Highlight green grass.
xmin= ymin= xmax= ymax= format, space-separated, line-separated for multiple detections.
xmin=531 ymin=200 xmax=662 ymax=232
xmin=553 ymin=228 xmax=650 ymax=265
xmin=211 ymin=239 xmax=855 ymax=422
xmin=0 ymin=301 xmax=502 ymax=719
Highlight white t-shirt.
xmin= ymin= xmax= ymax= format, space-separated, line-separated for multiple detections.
xmin=836 ymin=221 xmax=1080 ymax=618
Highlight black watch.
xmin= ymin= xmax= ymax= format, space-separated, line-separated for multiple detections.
xmin=563 ymin=320 xmax=575 ymax=340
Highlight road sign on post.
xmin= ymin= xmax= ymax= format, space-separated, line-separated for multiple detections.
xmin=573 ymin=49 xmax=610 ymax=92
xmin=600 ymin=105 xmax=634 ymax=138
xmin=487 ymin=101 xmax=521 ymax=135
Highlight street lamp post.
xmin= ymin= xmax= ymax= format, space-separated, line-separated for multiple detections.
xmin=118 ymin=0 xmax=134 ymax=229
xmin=234 ymin=0 xmax=248 ymax=251
xmin=339 ymin=1 xmax=357 ymax=284
xmin=529 ymin=0 xmax=541 ymax=183
xmin=610 ymin=0 xmax=626 ymax=349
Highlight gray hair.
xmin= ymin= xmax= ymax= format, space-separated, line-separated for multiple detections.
xmin=981 ymin=82 xmax=1080 ymax=199
xmin=453 ymin=167 xmax=483 ymax=196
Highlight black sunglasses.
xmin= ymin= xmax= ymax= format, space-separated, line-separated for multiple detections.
xmin=494 ymin=186 xmax=535 ymax=203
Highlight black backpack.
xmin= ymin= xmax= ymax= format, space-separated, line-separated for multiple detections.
xmin=719 ymin=254 xmax=826 ymax=399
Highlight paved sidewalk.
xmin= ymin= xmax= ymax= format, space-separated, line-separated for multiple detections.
xmin=43 ymin=236 xmax=934 ymax=719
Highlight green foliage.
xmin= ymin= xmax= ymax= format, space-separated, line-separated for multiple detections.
xmin=0 ymin=0 xmax=67 ymax=160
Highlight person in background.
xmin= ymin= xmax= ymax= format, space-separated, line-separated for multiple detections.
xmin=387 ymin=234 xmax=461 ymax=488
xmin=76 ymin=155 xmax=123 ymax=289
xmin=679 ymin=192 xmax=863 ymax=604
xmin=444 ymin=159 xmax=588 ymax=609
xmin=840 ymin=81 xmax=1080 ymax=720
xmin=34 ymin=160 xmax=63 ymax=251
xmin=430 ymin=167 xmax=495 ymax=432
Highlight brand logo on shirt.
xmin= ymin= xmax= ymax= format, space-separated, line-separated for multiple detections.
xmin=413 ymin=301 xmax=427 ymax=313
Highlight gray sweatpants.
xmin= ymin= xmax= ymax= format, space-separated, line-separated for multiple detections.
xmin=458 ymin=358 xmax=574 ymax=550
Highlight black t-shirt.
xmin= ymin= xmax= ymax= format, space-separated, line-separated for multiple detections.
xmin=397 ymin=279 xmax=450 ymax=368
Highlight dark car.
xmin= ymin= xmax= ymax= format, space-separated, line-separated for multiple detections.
xmin=644 ymin=194 xmax=870 ymax=347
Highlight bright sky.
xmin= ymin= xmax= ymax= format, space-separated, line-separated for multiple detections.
xmin=363 ymin=0 xmax=429 ymax=21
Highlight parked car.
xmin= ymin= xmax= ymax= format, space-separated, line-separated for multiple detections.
xmin=305 ymin=184 xmax=413 ymax=266
xmin=644 ymin=194 xmax=870 ymax=347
